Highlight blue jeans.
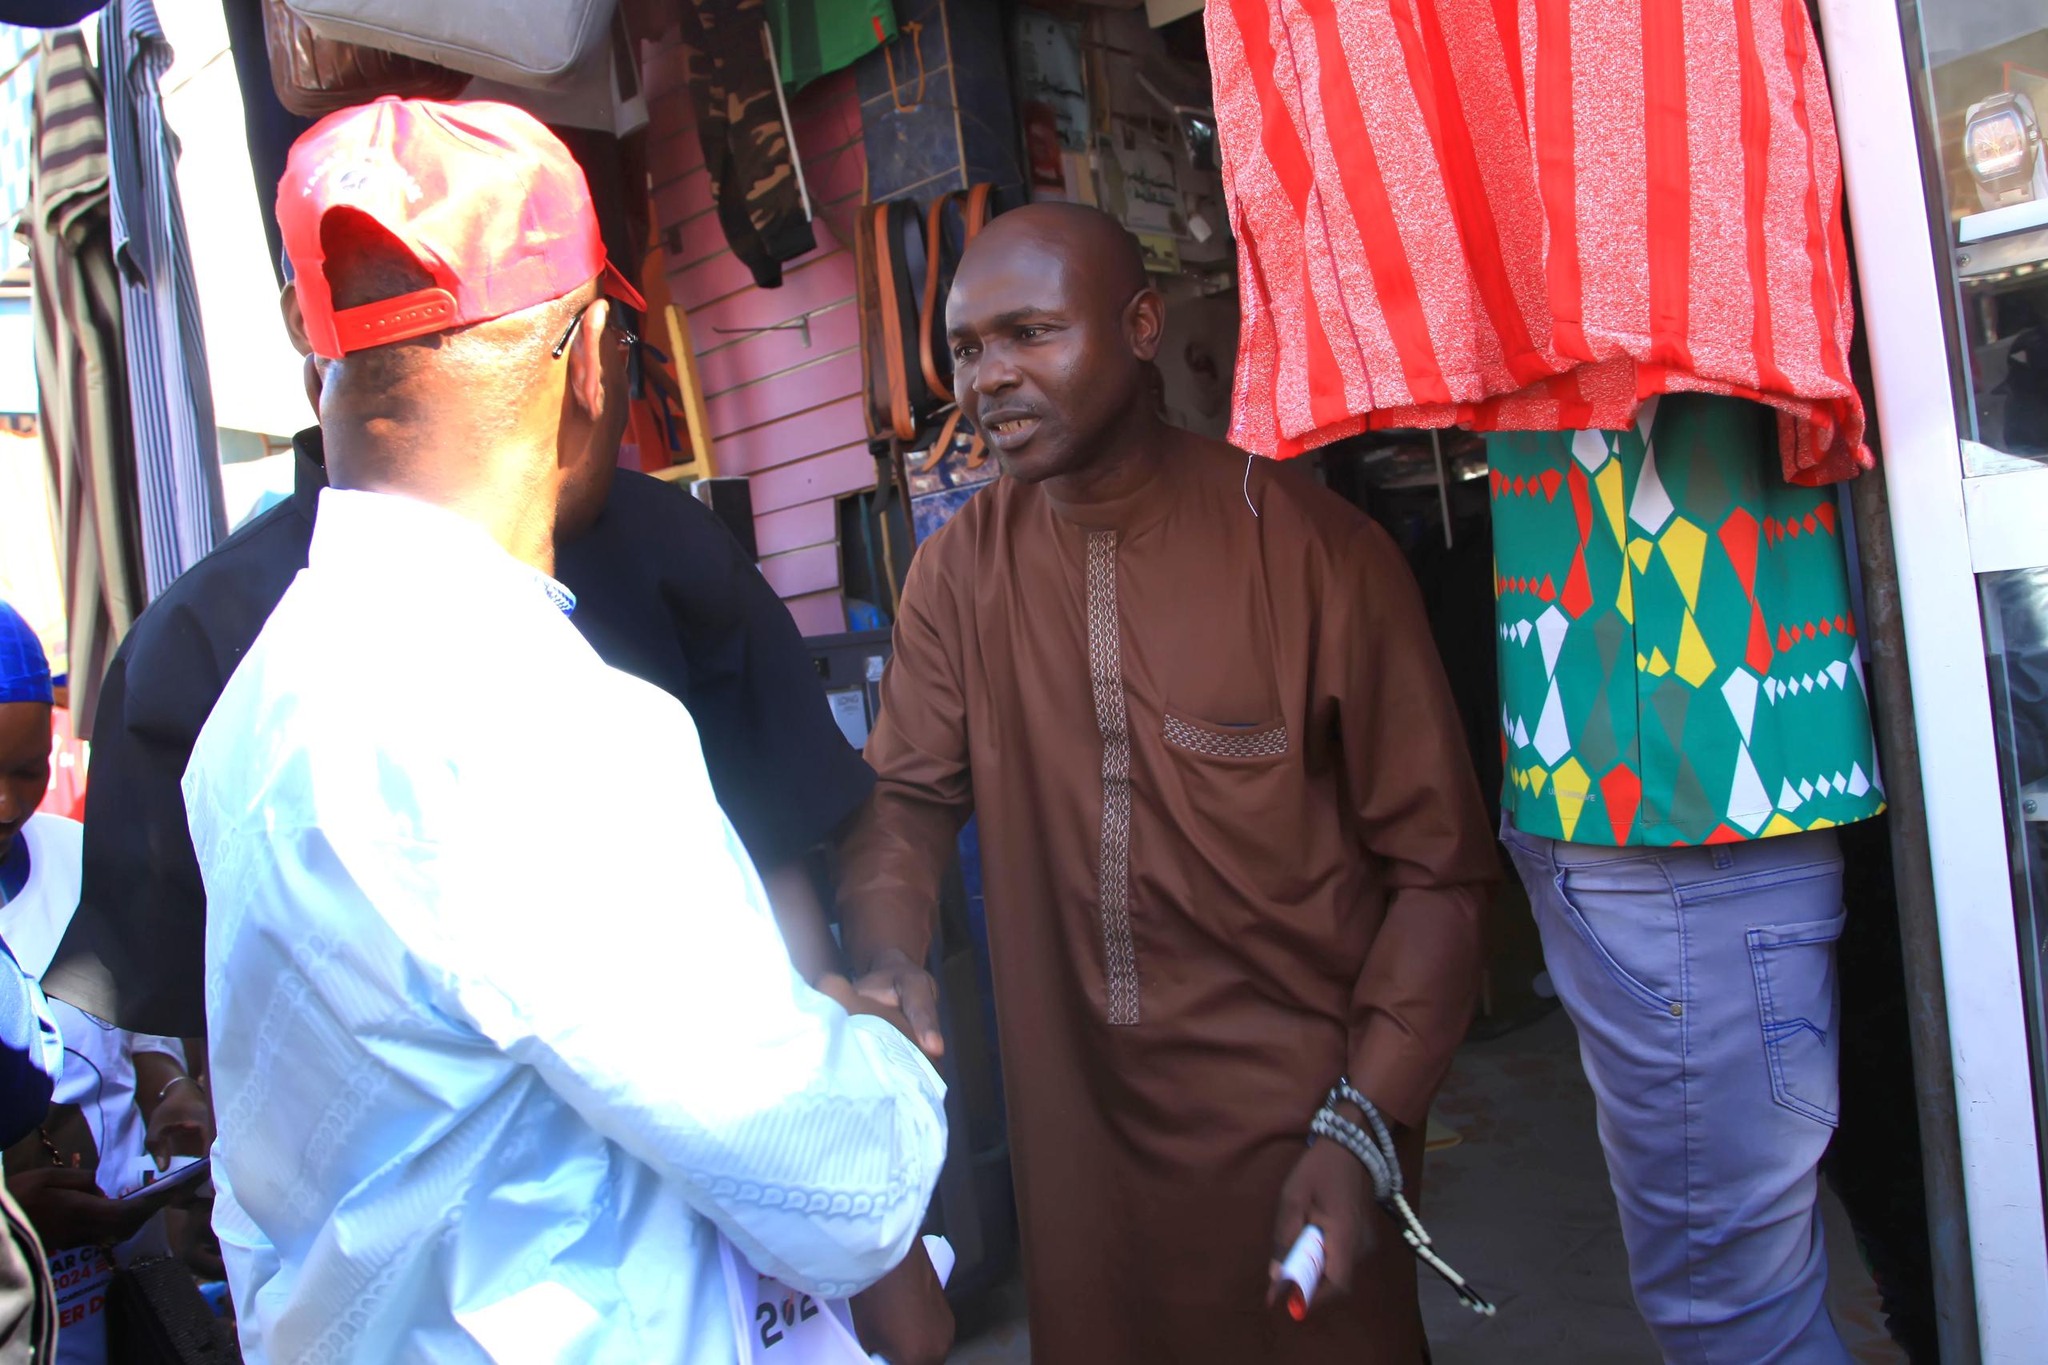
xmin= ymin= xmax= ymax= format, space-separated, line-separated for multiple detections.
xmin=1501 ymin=821 xmax=1853 ymax=1365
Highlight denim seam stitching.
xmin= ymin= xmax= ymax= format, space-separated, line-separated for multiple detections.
xmin=1673 ymin=862 xmax=1840 ymax=904
xmin=1549 ymin=868 xmax=1677 ymax=1015
xmin=1668 ymin=860 xmax=1710 ymax=1357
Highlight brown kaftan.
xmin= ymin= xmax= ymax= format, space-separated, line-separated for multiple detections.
xmin=840 ymin=443 xmax=1495 ymax=1364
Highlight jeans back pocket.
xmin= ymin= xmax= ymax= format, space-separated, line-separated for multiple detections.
xmin=1746 ymin=913 xmax=1846 ymax=1127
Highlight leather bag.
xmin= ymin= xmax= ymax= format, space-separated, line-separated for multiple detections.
xmin=262 ymin=0 xmax=467 ymax=118
xmin=284 ymin=0 xmax=617 ymax=90
xmin=106 ymin=1257 xmax=239 ymax=1365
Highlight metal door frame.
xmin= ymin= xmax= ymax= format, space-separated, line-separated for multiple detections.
xmin=1816 ymin=2 xmax=2048 ymax=1357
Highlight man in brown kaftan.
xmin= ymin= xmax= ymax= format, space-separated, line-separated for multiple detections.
xmin=837 ymin=205 xmax=1495 ymax=1364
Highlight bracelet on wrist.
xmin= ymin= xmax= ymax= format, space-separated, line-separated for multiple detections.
xmin=155 ymin=1074 xmax=201 ymax=1106
xmin=1310 ymin=1075 xmax=1495 ymax=1317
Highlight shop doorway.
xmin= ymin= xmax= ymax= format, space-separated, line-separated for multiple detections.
xmin=893 ymin=5 xmax=1929 ymax=1360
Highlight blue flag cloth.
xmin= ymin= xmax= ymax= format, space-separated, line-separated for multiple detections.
xmin=0 ymin=601 xmax=53 ymax=705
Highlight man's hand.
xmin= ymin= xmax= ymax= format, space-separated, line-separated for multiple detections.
xmin=144 ymin=1077 xmax=213 ymax=1171
xmin=813 ymin=972 xmax=925 ymax=1050
xmin=1267 ymin=1133 xmax=1379 ymax=1315
xmin=850 ymin=1245 xmax=953 ymax=1365
xmin=7 ymin=1167 xmax=156 ymax=1251
xmin=852 ymin=948 xmax=945 ymax=1058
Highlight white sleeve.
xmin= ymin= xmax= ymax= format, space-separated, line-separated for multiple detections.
xmin=345 ymin=744 xmax=949 ymax=1299
xmin=128 ymin=1034 xmax=188 ymax=1070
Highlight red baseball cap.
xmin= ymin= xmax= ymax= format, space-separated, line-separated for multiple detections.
xmin=279 ymin=97 xmax=646 ymax=359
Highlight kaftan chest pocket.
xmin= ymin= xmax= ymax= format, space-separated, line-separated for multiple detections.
xmin=1155 ymin=709 xmax=1319 ymax=920
xmin=1161 ymin=712 xmax=1290 ymax=763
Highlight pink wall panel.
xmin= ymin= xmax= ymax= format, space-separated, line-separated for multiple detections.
xmin=665 ymin=191 xmax=857 ymax=286
xmin=793 ymin=77 xmax=863 ymax=154
xmin=647 ymin=83 xmax=691 ymax=137
xmin=757 ymin=542 xmax=841 ymax=599
xmin=673 ymin=242 xmax=821 ymax=315
xmin=648 ymin=126 xmax=699 ymax=188
xmin=652 ymin=170 xmax=711 ymax=232
xmin=676 ymin=249 xmax=857 ymax=326
xmin=665 ymin=207 xmax=734 ymax=271
xmin=782 ymin=590 xmax=847 ymax=637
xmin=695 ymin=301 xmax=861 ymax=397
xmin=642 ymin=38 xmax=688 ymax=97
xmin=753 ymin=499 xmax=839 ymax=557
xmin=747 ymin=442 xmax=876 ymax=514
xmin=706 ymin=350 xmax=864 ymax=440
xmin=716 ymin=397 xmax=871 ymax=476
xmin=793 ymin=141 xmax=869 ymax=211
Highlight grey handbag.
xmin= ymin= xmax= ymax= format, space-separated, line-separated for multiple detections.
xmin=282 ymin=0 xmax=617 ymax=89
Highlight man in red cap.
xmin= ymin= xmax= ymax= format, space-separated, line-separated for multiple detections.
xmin=180 ymin=99 xmax=949 ymax=1364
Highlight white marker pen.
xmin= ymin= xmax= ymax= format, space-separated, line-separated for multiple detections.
xmin=1277 ymin=1224 xmax=1326 ymax=1321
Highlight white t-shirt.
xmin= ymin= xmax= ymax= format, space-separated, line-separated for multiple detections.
xmin=2 ymin=814 xmax=82 ymax=980
xmin=3 ymin=814 xmax=185 ymax=1365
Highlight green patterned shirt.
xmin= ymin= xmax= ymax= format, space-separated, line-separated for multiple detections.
xmin=1487 ymin=394 xmax=1883 ymax=846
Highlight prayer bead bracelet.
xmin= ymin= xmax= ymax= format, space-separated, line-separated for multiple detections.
xmin=1311 ymin=1078 xmax=1495 ymax=1316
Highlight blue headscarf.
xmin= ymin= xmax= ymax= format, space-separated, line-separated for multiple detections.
xmin=0 ymin=601 xmax=53 ymax=706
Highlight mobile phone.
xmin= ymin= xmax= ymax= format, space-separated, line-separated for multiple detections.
xmin=117 ymin=1155 xmax=211 ymax=1210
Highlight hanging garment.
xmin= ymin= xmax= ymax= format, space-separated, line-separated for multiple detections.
xmin=1207 ymin=0 xmax=1870 ymax=486
xmin=102 ymin=0 xmax=228 ymax=600
xmin=678 ymin=0 xmax=816 ymax=288
xmin=26 ymin=29 xmax=144 ymax=740
xmin=766 ymin=0 xmax=895 ymax=93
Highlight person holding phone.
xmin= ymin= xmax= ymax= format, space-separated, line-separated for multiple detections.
xmin=0 ymin=600 xmax=212 ymax=1364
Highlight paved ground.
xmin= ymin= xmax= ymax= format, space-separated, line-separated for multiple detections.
xmin=950 ymin=1009 xmax=1903 ymax=1364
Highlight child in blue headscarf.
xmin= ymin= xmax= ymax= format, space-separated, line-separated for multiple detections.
xmin=0 ymin=600 xmax=212 ymax=1365
xmin=0 ymin=599 xmax=62 ymax=1146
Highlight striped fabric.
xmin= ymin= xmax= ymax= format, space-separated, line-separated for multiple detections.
xmin=1207 ymin=0 xmax=1871 ymax=487
xmin=103 ymin=0 xmax=225 ymax=600
xmin=26 ymin=30 xmax=143 ymax=740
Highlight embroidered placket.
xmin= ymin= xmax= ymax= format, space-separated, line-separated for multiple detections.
xmin=1085 ymin=531 xmax=1140 ymax=1025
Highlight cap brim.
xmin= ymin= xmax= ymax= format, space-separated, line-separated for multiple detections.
xmin=601 ymin=261 xmax=648 ymax=314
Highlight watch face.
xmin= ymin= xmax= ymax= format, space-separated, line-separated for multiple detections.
xmin=1968 ymin=108 xmax=2031 ymax=181
xmin=1965 ymin=94 xmax=2042 ymax=203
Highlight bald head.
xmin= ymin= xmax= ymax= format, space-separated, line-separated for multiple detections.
xmin=945 ymin=202 xmax=1167 ymax=487
xmin=960 ymin=202 xmax=1149 ymax=302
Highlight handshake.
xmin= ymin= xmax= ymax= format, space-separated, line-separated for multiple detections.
xmin=814 ymin=947 xmax=947 ymax=1061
